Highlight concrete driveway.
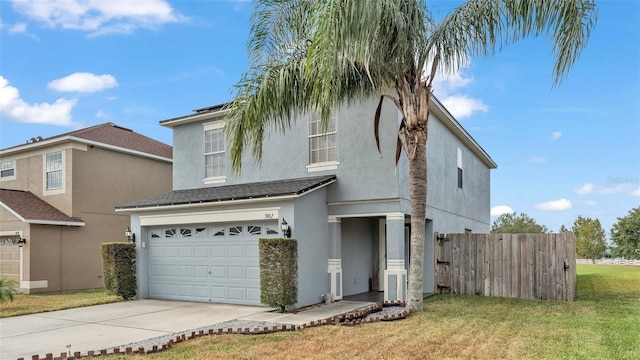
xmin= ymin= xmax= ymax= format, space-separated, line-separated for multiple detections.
xmin=0 ymin=299 xmax=270 ymax=360
xmin=0 ymin=299 xmax=373 ymax=360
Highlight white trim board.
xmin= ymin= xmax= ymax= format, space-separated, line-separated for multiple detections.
xmin=140 ymin=207 xmax=281 ymax=226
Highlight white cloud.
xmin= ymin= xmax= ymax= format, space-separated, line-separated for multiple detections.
xmin=440 ymin=95 xmax=489 ymax=119
xmin=8 ymin=22 xmax=27 ymax=33
xmin=431 ymin=65 xmax=488 ymax=120
xmin=0 ymin=76 xmax=77 ymax=125
xmin=490 ymin=205 xmax=513 ymax=217
xmin=96 ymin=110 xmax=107 ymax=119
xmin=432 ymin=69 xmax=473 ymax=94
xmin=10 ymin=0 xmax=186 ymax=36
xmin=48 ymin=73 xmax=117 ymax=93
xmin=599 ymin=184 xmax=628 ymax=195
xmin=630 ymin=188 xmax=640 ymax=197
xmin=574 ymin=182 xmax=637 ymax=196
xmin=551 ymin=131 xmax=562 ymax=140
xmin=534 ymin=199 xmax=572 ymax=211
xmin=574 ymin=182 xmax=595 ymax=195
xmin=528 ymin=156 xmax=547 ymax=164
xmin=583 ymin=200 xmax=598 ymax=206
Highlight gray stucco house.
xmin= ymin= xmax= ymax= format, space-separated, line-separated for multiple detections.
xmin=117 ymin=96 xmax=496 ymax=308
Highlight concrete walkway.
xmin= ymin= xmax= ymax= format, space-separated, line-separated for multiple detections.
xmin=0 ymin=299 xmax=373 ymax=360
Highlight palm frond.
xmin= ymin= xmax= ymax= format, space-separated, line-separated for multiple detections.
xmin=427 ymin=0 xmax=597 ymax=86
xmin=228 ymin=0 xmax=432 ymax=172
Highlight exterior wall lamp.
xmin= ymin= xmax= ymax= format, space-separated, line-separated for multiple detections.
xmin=13 ymin=238 xmax=26 ymax=247
xmin=281 ymin=218 xmax=291 ymax=238
xmin=125 ymin=227 xmax=136 ymax=243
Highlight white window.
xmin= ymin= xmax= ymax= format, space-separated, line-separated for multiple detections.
xmin=45 ymin=151 xmax=63 ymax=191
xmin=0 ymin=160 xmax=15 ymax=180
xmin=308 ymin=110 xmax=338 ymax=171
xmin=203 ymin=121 xmax=226 ymax=183
xmin=456 ymin=147 xmax=463 ymax=189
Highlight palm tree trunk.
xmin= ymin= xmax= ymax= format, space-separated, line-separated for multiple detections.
xmin=407 ymin=127 xmax=427 ymax=312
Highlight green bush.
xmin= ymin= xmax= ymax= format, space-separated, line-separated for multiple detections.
xmin=0 ymin=277 xmax=19 ymax=303
xmin=101 ymin=242 xmax=136 ymax=300
xmin=259 ymin=238 xmax=298 ymax=311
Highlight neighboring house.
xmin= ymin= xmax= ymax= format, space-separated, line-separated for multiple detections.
xmin=117 ymin=97 xmax=496 ymax=308
xmin=0 ymin=123 xmax=172 ymax=294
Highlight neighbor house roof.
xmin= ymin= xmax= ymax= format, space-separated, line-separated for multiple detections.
xmin=0 ymin=123 xmax=172 ymax=161
xmin=117 ymin=175 xmax=336 ymax=211
xmin=0 ymin=189 xmax=85 ymax=226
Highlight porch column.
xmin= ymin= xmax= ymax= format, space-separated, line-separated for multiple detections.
xmin=384 ymin=212 xmax=407 ymax=302
xmin=327 ymin=216 xmax=342 ymax=301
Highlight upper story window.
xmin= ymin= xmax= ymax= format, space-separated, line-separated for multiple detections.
xmin=45 ymin=151 xmax=64 ymax=191
xmin=308 ymin=109 xmax=338 ymax=172
xmin=203 ymin=121 xmax=226 ymax=184
xmin=0 ymin=160 xmax=15 ymax=180
xmin=457 ymin=146 xmax=463 ymax=189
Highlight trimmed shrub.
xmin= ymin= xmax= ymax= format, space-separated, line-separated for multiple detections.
xmin=101 ymin=242 xmax=137 ymax=300
xmin=259 ymin=238 xmax=298 ymax=311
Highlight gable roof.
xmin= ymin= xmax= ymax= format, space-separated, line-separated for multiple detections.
xmin=0 ymin=123 xmax=172 ymax=161
xmin=0 ymin=189 xmax=85 ymax=226
xmin=117 ymin=175 xmax=336 ymax=211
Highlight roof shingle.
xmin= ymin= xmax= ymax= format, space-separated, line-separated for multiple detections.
xmin=0 ymin=189 xmax=84 ymax=225
xmin=2 ymin=123 xmax=172 ymax=159
xmin=117 ymin=175 xmax=336 ymax=210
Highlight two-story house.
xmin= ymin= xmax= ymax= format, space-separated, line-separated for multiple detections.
xmin=117 ymin=97 xmax=496 ymax=308
xmin=0 ymin=123 xmax=172 ymax=294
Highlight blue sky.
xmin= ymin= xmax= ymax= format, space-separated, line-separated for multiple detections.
xmin=0 ymin=0 xmax=638 ymax=235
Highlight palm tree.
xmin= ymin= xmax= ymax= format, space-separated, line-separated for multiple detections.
xmin=0 ymin=277 xmax=19 ymax=303
xmin=227 ymin=0 xmax=597 ymax=312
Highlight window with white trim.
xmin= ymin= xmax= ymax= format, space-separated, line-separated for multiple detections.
xmin=309 ymin=110 xmax=337 ymax=165
xmin=457 ymin=147 xmax=463 ymax=189
xmin=204 ymin=121 xmax=226 ymax=182
xmin=45 ymin=151 xmax=63 ymax=190
xmin=0 ymin=160 xmax=15 ymax=179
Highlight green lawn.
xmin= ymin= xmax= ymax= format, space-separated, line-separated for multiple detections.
xmin=103 ymin=264 xmax=638 ymax=359
xmin=0 ymin=289 xmax=122 ymax=317
xmin=2 ymin=266 xmax=637 ymax=359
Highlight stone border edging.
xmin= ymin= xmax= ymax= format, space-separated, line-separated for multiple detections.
xmin=18 ymin=301 xmax=413 ymax=360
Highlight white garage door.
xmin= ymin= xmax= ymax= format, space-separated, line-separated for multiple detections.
xmin=0 ymin=239 xmax=20 ymax=281
xmin=147 ymin=221 xmax=280 ymax=305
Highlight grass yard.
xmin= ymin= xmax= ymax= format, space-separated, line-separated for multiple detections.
xmin=106 ymin=264 xmax=639 ymax=360
xmin=0 ymin=289 xmax=122 ymax=317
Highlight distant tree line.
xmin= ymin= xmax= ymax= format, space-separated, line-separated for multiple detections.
xmin=490 ymin=207 xmax=640 ymax=260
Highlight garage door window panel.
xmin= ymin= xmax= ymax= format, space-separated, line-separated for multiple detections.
xmin=266 ymin=227 xmax=279 ymax=235
xmin=212 ymin=226 xmax=225 ymax=237
xmin=248 ymin=225 xmax=261 ymax=236
xmin=229 ymin=226 xmax=243 ymax=236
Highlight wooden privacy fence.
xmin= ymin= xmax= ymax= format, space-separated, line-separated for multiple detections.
xmin=434 ymin=233 xmax=576 ymax=301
